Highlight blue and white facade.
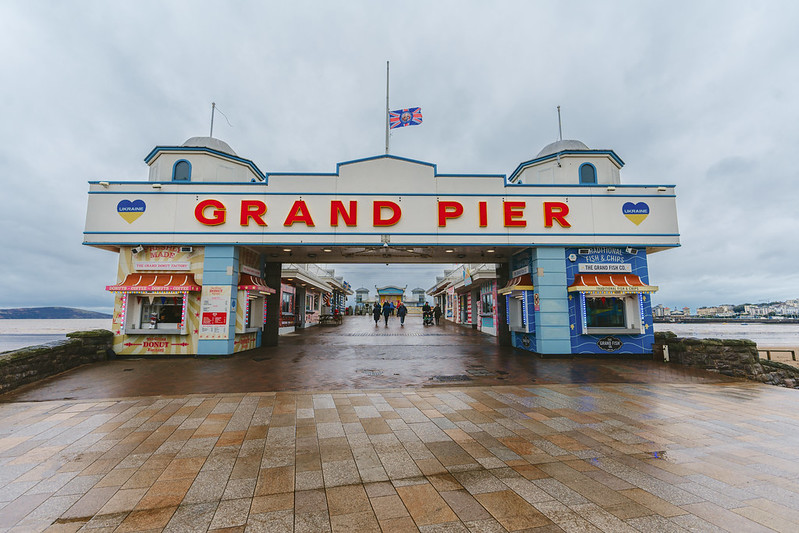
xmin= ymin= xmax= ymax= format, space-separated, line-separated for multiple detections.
xmin=85 ymin=135 xmax=679 ymax=356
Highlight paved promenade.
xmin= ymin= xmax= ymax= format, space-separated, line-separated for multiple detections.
xmin=1 ymin=318 xmax=798 ymax=532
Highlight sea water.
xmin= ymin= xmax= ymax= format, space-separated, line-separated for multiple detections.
xmin=1 ymin=318 xmax=797 ymax=353
xmin=0 ymin=319 xmax=112 ymax=353
xmin=654 ymin=322 xmax=799 ymax=347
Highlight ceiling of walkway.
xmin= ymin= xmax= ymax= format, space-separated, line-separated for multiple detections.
xmin=255 ymin=244 xmax=520 ymax=264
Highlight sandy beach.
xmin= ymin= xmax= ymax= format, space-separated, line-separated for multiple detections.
xmin=758 ymin=345 xmax=799 ymax=367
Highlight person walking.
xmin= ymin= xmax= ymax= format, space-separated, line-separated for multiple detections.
xmin=372 ymin=302 xmax=382 ymax=326
xmin=396 ymin=301 xmax=408 ymax=326
xmin=433 ymin=303 xmax=442 ymax=326
xmin=382 ymin=301 xmax=392 ymax=326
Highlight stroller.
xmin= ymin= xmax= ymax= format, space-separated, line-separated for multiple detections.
xmin=422 ymin=310 xmax=434 ymax=326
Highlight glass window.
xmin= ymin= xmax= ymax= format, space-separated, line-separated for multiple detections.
xmin=140 ymin=296 xmax=183 ymax=328
xmin=579 ymin=163 xmax=597 ymax=184
xmin=481 ymin=291 xmax=493 ymax=315
xmin=281 ymin=292 xmax=293 ymax=314
xmin=586 ymin=297 xmax=625 ymax=328
xmin=173 ymin=160 xmax=191 ymax=181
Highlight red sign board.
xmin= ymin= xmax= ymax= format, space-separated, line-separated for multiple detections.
xmin=202 ymin=312 xmax=227 ymax=326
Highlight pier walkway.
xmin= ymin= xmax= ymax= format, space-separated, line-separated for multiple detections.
xmin=0 ymin=317 xmax=798 ymax=531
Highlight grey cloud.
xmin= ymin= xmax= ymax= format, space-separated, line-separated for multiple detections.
xmin=1 ymin=1 xmax=798 ymax=313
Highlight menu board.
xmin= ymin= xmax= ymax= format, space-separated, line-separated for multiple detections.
xmin=199 ymin=285 xmax=231 ymax=339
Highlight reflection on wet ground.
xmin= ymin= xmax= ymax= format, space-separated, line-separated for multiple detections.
xmin=1 ymin=318 xmax=798 ymax=531
xmin=2 ymin=316 xmax=732 ymax=402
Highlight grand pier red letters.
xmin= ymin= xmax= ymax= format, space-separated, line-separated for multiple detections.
xmin=240 ymin=200 xmax=267 ymax=226
xmin=194 ymin=199 xmax=571 ymax=229
xmin=543 ymin=201 xmax=571 ymax=228
xmin=195 ymin=199 xmax=227 ymax=225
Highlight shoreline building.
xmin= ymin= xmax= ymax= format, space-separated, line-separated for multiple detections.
xmin=86 ymin=135 xmax=679 ymax=356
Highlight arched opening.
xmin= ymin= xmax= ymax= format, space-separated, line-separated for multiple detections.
xmin=579 ymin=163 xmax=597 ymax=184
xmin=173 ymin=160 xmax=191 ymax=181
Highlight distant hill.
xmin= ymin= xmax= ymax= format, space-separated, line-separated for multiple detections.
xmin=0 ymin=307 xmax=112 ymax=319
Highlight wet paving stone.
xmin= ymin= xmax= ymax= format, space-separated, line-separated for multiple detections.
xmin=0 ymin=318 xmax=798 ymax=530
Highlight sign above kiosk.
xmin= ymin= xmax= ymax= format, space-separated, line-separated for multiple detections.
xmin=84 ymin=154 xmax=679 ymax=256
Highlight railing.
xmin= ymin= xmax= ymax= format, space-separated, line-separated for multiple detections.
xmin=758 ymin=349 xmax=797 ymax=361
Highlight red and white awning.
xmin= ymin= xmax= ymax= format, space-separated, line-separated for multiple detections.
xmin=106 ymin=273 xmax=201 ymax=293
xmin=238 ymin=274 xmax=276 ymax=294
xmin=498 ymin=273 xmax=534 ymax=295
xmin=568 ymin=274 xmax=657 ymax=294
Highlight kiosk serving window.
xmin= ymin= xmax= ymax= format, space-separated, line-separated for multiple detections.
xmin=569 ymin=274 xmax=658 ymax=335
xmin=106 ymin=273 xmax=201 ymax=335
xmin=585 ymin=296 xmax=625 ymax=328
xmin=140 ymin=296 xmax=183 ymax=329
xmin=499 ymin=273 xmax=534 ymax=333
xmin=236 ymin=274 xmax=275 ymax=333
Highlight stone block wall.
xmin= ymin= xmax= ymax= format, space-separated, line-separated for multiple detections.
xmin=0 ymin=330 xmax=113 ymax=394
xmin=654 ymin=331 xmax=799 ymax=389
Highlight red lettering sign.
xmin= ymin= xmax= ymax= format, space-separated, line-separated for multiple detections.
xmin=373 ymin=201 xmax=401 ymax=226
xmin=478 ymin=201 xmax=488 ymax=227
xmin=195 ymin=199 xmax=226 ymax=225
xmin=543 ymin=201 xmax=571 ymax=228
xmin=240 ymin=200 xmax=267 ymax=226
xmin=283 ymin=200 xmax=315 ymax=227
xmin=202 ymin=312 xmax=228 ymax=325
xmin=437 ymin=201 xmax=463 ymax=227
xmin=503 ymin=201 xmax=527 ymax=227
xmin=330 ymin=200 xmax=357 ymax=226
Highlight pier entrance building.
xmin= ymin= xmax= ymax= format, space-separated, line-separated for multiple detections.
xmin=84 ymin=136 xmax=679 ymax=356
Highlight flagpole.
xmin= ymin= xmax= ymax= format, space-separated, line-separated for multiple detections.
xmin=557 ymin=105 xmax=562 ymax=141
xmin=210 ymin=102 xmax=216 ymax=137
xmin=385 ymin=61 xmax=390 ymax=154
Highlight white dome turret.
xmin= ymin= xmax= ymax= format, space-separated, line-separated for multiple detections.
xmin=536 ymin=139 xmax=589 ymax=158
xmin=181 ymin=136 xmax=237 ymax=156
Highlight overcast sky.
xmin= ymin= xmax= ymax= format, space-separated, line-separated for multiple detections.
xmin=1 ymin=1 xmax=798 ymax=313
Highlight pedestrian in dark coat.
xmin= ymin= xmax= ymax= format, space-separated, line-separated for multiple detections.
xmin=372 ymin=302 xmax=382 ymax=326
xmin=382 ymin=301 xmax=392 ymax=326
xmin=396 ymin=302 xmax=408 ymax=326
xmin=433 ymin=304 xmax=442 ymax=326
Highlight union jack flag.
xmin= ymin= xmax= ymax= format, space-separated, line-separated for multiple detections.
xmin=389 ymin=107 xmax=423 ymax=129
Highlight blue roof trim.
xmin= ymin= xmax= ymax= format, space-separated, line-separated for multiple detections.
xmin=263 ymin=154 xmax=507 ymax=180
xmin=84 ymin=231 xmax=680 ymax=237
xmin=144 ymin=146 xmax=267 ymax=182
xmin=507 ymin=150 xmax=625 ymax=183
xmin=83 ymin=240 xmax=681 ymax=249
xmin=262 ymin=154 xmax=440 ymax=179
xmin=337 ymin=154 xmax=436 ymax=173
xmin=87 ymin=187 xmax=675 ymax=199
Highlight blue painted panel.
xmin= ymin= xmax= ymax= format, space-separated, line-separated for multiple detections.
xmin=536 ymin=271 xmax=567 ymax=287
xmin=203 ymin=270 xmax=235 ymax=285
xmin=534 ymin=248 xmax=566 ymax=261
xmin=536 ymin=285 xmax=565 ymax=299
xmin=203 ymin=257 xmax=237 ymax=271
xmin=531 ymin=246 xmax=571 ymax=355
xmin=565 ymin=247 xmax=655 ymax=354
xmin=205 ymin=245 xmax=239 ymax=259
xmin=538 ymin=298 xmax=569 ymax=314
xmin=511 ymin=331 xmax=536 ymax=352
xmin=197 ymin=338 xmax=235 ymax=355
xmin=538 ymin=313 xmax=571 ymax=327
xmin=537 ymin=338 xmax=572 ymax=354
xmin=536 ymin=325 xmax=571 ymax=341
